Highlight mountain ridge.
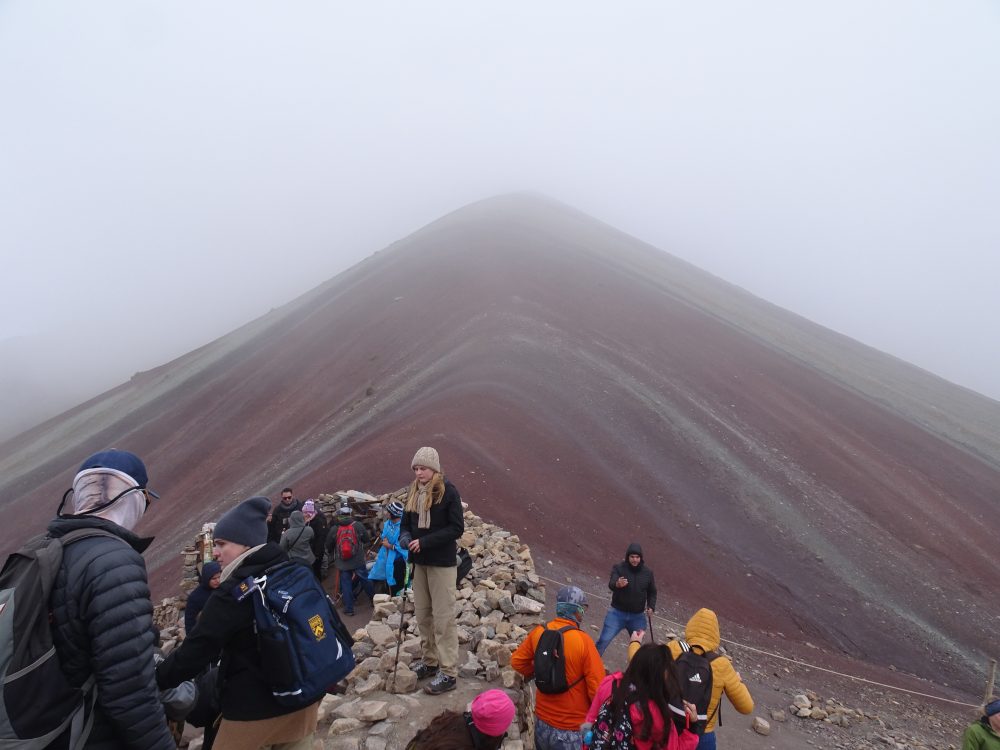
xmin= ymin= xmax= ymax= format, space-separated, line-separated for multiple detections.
xmin=1 ymin=193 xmax=997 ymax=687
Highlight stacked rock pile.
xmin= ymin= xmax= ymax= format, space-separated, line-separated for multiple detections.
xmin=316 ymin=504 xmax=546 ymax=749
xmin=785 ymin=690 xmax=872 ymax=727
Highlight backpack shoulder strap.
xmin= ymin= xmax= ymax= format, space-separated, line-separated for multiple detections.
xmin=59 ymin=528 xmax=124 ymax=547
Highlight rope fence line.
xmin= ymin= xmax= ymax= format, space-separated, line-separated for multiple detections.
xmin=534 ymin=572 xmax=980 ymax=709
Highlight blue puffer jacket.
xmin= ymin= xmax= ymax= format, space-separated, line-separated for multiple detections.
xmin=47 ymin=515 xmax=175 ymax=750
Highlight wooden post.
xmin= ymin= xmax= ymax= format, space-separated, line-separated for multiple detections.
xmin=984 ymin=658 xmax=997 ymax=704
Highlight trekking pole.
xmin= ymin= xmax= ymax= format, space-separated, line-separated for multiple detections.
xmin=985 ymin=658 xmax=997 ymax=703
xmin=647 ymin=612 xmax=656 ymax=644
xmin=389 ymin=563 xmax=413 ymax=692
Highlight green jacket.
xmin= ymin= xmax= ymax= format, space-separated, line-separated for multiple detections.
xmin=963 ymin=718 xmax=1000 ymax=750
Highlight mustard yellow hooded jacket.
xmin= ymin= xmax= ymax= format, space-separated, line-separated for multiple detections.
xmin=667 ymin=608 xmax=754 ymax=732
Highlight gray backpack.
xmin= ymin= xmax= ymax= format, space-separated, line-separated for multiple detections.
xmin=0 ymin=529 xmax=116 ymax=749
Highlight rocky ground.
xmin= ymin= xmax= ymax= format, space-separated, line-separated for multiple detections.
xmin=160 ymin=504 xmax=985 ymax=750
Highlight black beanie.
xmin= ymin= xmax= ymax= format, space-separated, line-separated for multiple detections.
xmin=214 ymin=496 xmax=270 ymax=548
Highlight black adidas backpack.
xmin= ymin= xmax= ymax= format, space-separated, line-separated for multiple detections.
xmin=0 ymin=529 xmax=118 ymax=749
xmin=533 ymin=623 xmax=584 ymax=694
xmin=674 ymin=639 xmax=721 ymax=734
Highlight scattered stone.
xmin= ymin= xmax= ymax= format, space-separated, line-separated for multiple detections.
xmin=752 ymin=716 xmax=771 ymax=735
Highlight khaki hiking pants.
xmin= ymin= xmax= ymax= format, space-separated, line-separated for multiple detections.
xmin=212 ymin=701 xmax=318 ymax=750
xmin=412 ymin=563 xmax=459 ymax=678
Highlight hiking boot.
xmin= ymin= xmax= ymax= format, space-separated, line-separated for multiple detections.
xmin=423 ymin=673 xmax=456 ymax=695
xmin=410 ymin=661 xmax=439 ymax=680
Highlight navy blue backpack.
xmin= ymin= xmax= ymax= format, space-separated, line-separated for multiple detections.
xmin=237 ymin=561 xmax=355 ymax=707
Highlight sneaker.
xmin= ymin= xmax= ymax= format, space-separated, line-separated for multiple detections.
xmin=344 ymin=610 xmax=354 ymax=616
xmin=423 ymin=673 xmax=456 ymax=695
xmin=410 ymin=661 xmax=439 ymax=680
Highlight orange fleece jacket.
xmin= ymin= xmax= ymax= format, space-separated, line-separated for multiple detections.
xmin=511 ymin=616 xmax=605 ymax=731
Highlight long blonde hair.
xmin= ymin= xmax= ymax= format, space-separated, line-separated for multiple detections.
xmin=405 ymin=472 xmax=445 ymax=512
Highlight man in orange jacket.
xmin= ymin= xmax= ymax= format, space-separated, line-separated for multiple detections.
xmin=512 ymin=586 xmax=604 ymax=750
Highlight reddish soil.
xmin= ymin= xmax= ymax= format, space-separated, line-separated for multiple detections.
xmin=1 ymin=194 xmax=998 ymax=693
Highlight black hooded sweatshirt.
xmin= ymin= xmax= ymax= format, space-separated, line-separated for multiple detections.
xmin=608 ymin=542 xmax=657 ymax=613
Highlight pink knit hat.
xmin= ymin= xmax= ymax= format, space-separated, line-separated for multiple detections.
xmin=302 ymin=500 xmax=316 ymax=517
xmin=470 ymin=689 xmax=515 ymax=737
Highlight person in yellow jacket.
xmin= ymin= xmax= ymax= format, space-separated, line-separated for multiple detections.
xmin=667 ymin=608 xmax=753 ymax=749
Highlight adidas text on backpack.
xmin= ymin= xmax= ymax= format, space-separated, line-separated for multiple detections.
xmin=336 ymin=524 xmax=358 ymax=561
xmin=0 ymin=530 xmax=116 ymax=749
xmin=533 ymin=623 xmax=584 ymax=694
xmin=238 ymin=560 xmax=356 ymax=707
xmin=674 ymin=639 xmax=720 ymax=734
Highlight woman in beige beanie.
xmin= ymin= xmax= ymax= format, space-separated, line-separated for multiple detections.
xmin=398 ymin=446 xmax=465 ymax=695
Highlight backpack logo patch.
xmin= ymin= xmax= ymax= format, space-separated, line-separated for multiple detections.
xmin=309 ymin=614 xmax=326 ymax=641
xmin=690 ymin=673 xmax=703 ymax=683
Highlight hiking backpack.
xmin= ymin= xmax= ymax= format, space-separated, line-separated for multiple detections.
xmin=335 ymin=523 xmax=358 ymax=561
xmin=0 ymin=529 xmax=118 ymax=749
xmin=590 ymin=679 xmax=636 ymax=750
xmin=533 ymin=623 xmax=584 ymax=694
xmin=674 ymin=639 xmax=720 ymax=733
xmin=237 ymin=560 xmax=356 ymax=708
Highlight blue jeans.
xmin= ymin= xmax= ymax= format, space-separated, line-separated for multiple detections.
xmin=339 ymin=566 xmax=373 ymax=614
xmin=697 ymin=731 xmax=717 ymax=749
xmin=594 ymin=606 xmax=648 ymax=655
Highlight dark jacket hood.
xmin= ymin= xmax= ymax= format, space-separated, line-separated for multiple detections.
xmin=626 ymin=542 xmax=643 ymax=567
xmin=198 ymin=561 xmax=222 ymax=587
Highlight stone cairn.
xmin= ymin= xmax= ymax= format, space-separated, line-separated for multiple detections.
xmin=153 ymin=489 xmax=547 ymax=749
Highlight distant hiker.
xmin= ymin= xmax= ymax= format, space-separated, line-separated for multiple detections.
xmin=301 ymin=499 xmax=328 ymax=579
xmin=267 ymin=487 xmax=301 ymax=543
xmin=586 ymin=643 xmax=699 ymax=750
xmin=45 ymin=449 xmax=175 ymax=749
xmin=328 ymin=503 xmax=373 ymax=616
xmin=156 ymin=496 xmax=321 ymax=750
xmin=667 ymin=608 xmax=753 ymax=749
xmin=404 ymin=688 xmax=516 ymax=750
xmin=184 ymin=560 xmax=222 ymax=634
xmin=279 ymin=510 xmax=315 ymax=568
xmin=962 ymin=699 xmax=1000 ymax=750
xmin=369 ymin=499 xmax=409 ymax=596
xmin=511 ymin=585 xmax=604 ymax=750
xmin=595 ymin=542 xmax=657 ymax=655
xmin=398 ymin=446 xmax=465 ymax=696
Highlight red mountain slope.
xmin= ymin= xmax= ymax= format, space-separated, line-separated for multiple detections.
xmin=1 ymin=194 xmax=997 ymax=686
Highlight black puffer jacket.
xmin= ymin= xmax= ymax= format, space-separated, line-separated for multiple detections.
xmin=156 ymin=543 xmax=306 ymax=721
xmin=608 ymin=542 xmax=657 ymax=613
xmin=399 ymin=479 xmax=464 ymax=567
xmin=47 ymin=516 xmax=175 ymax=750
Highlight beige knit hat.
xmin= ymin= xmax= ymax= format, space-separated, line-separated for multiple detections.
xmin=411 ymin=446 xmax=441 ymax=473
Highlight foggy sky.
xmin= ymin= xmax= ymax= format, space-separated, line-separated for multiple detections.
xmin=2 ymin=1 xmax=999 ymax=438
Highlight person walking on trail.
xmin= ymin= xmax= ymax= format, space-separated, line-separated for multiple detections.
xmin=267 ymin=488 xmax=301 ymax=543
xmin=47 ymin=449 xmax=176 ymax=750
xmin=595 ymin=542 xmax=657 ymax=655
xmin=404 ymin=688 xmax=516 ymax=749
xmin=511 ymin=585 xmax=604 ymax=750
xmin=587 ymin=643 xmax=700 ymax=750
xmin=301 ymin=499 xmax=328 ymax=580
xmin=156 ymin=496 xmax=320 ymax=750
xmin=279 ymin=510 xmax=315 ymax=568
xmin=398 ymin=446 xmax=465 ymax=696
xmin=370 ymin=499 xmax=409 ymax=596
xmin=329 ymin=503 xmax=373 ymax=616
xmin=666 ymin=608 xmax=753 ymax=750
xmin=962 ymin=699 xmax=1000 ymax=750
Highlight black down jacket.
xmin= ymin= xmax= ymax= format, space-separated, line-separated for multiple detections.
xmin=608 ymin=542 xmax=658 ymax=614
xmin=47 ymin=515 xmax=175 ymax=750
xmin=399 ymin=479 xmax=464 ymax=567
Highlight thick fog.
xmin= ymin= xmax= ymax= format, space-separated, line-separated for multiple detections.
xmin=2 ymin=1 xmax=998 ymax=439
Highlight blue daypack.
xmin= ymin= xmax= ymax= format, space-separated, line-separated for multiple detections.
xmin=236 ymin=561 xmax=355 ymax=707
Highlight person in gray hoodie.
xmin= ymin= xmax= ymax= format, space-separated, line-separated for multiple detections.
xmin=279 ymin=510 xmax=315 ymax=568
